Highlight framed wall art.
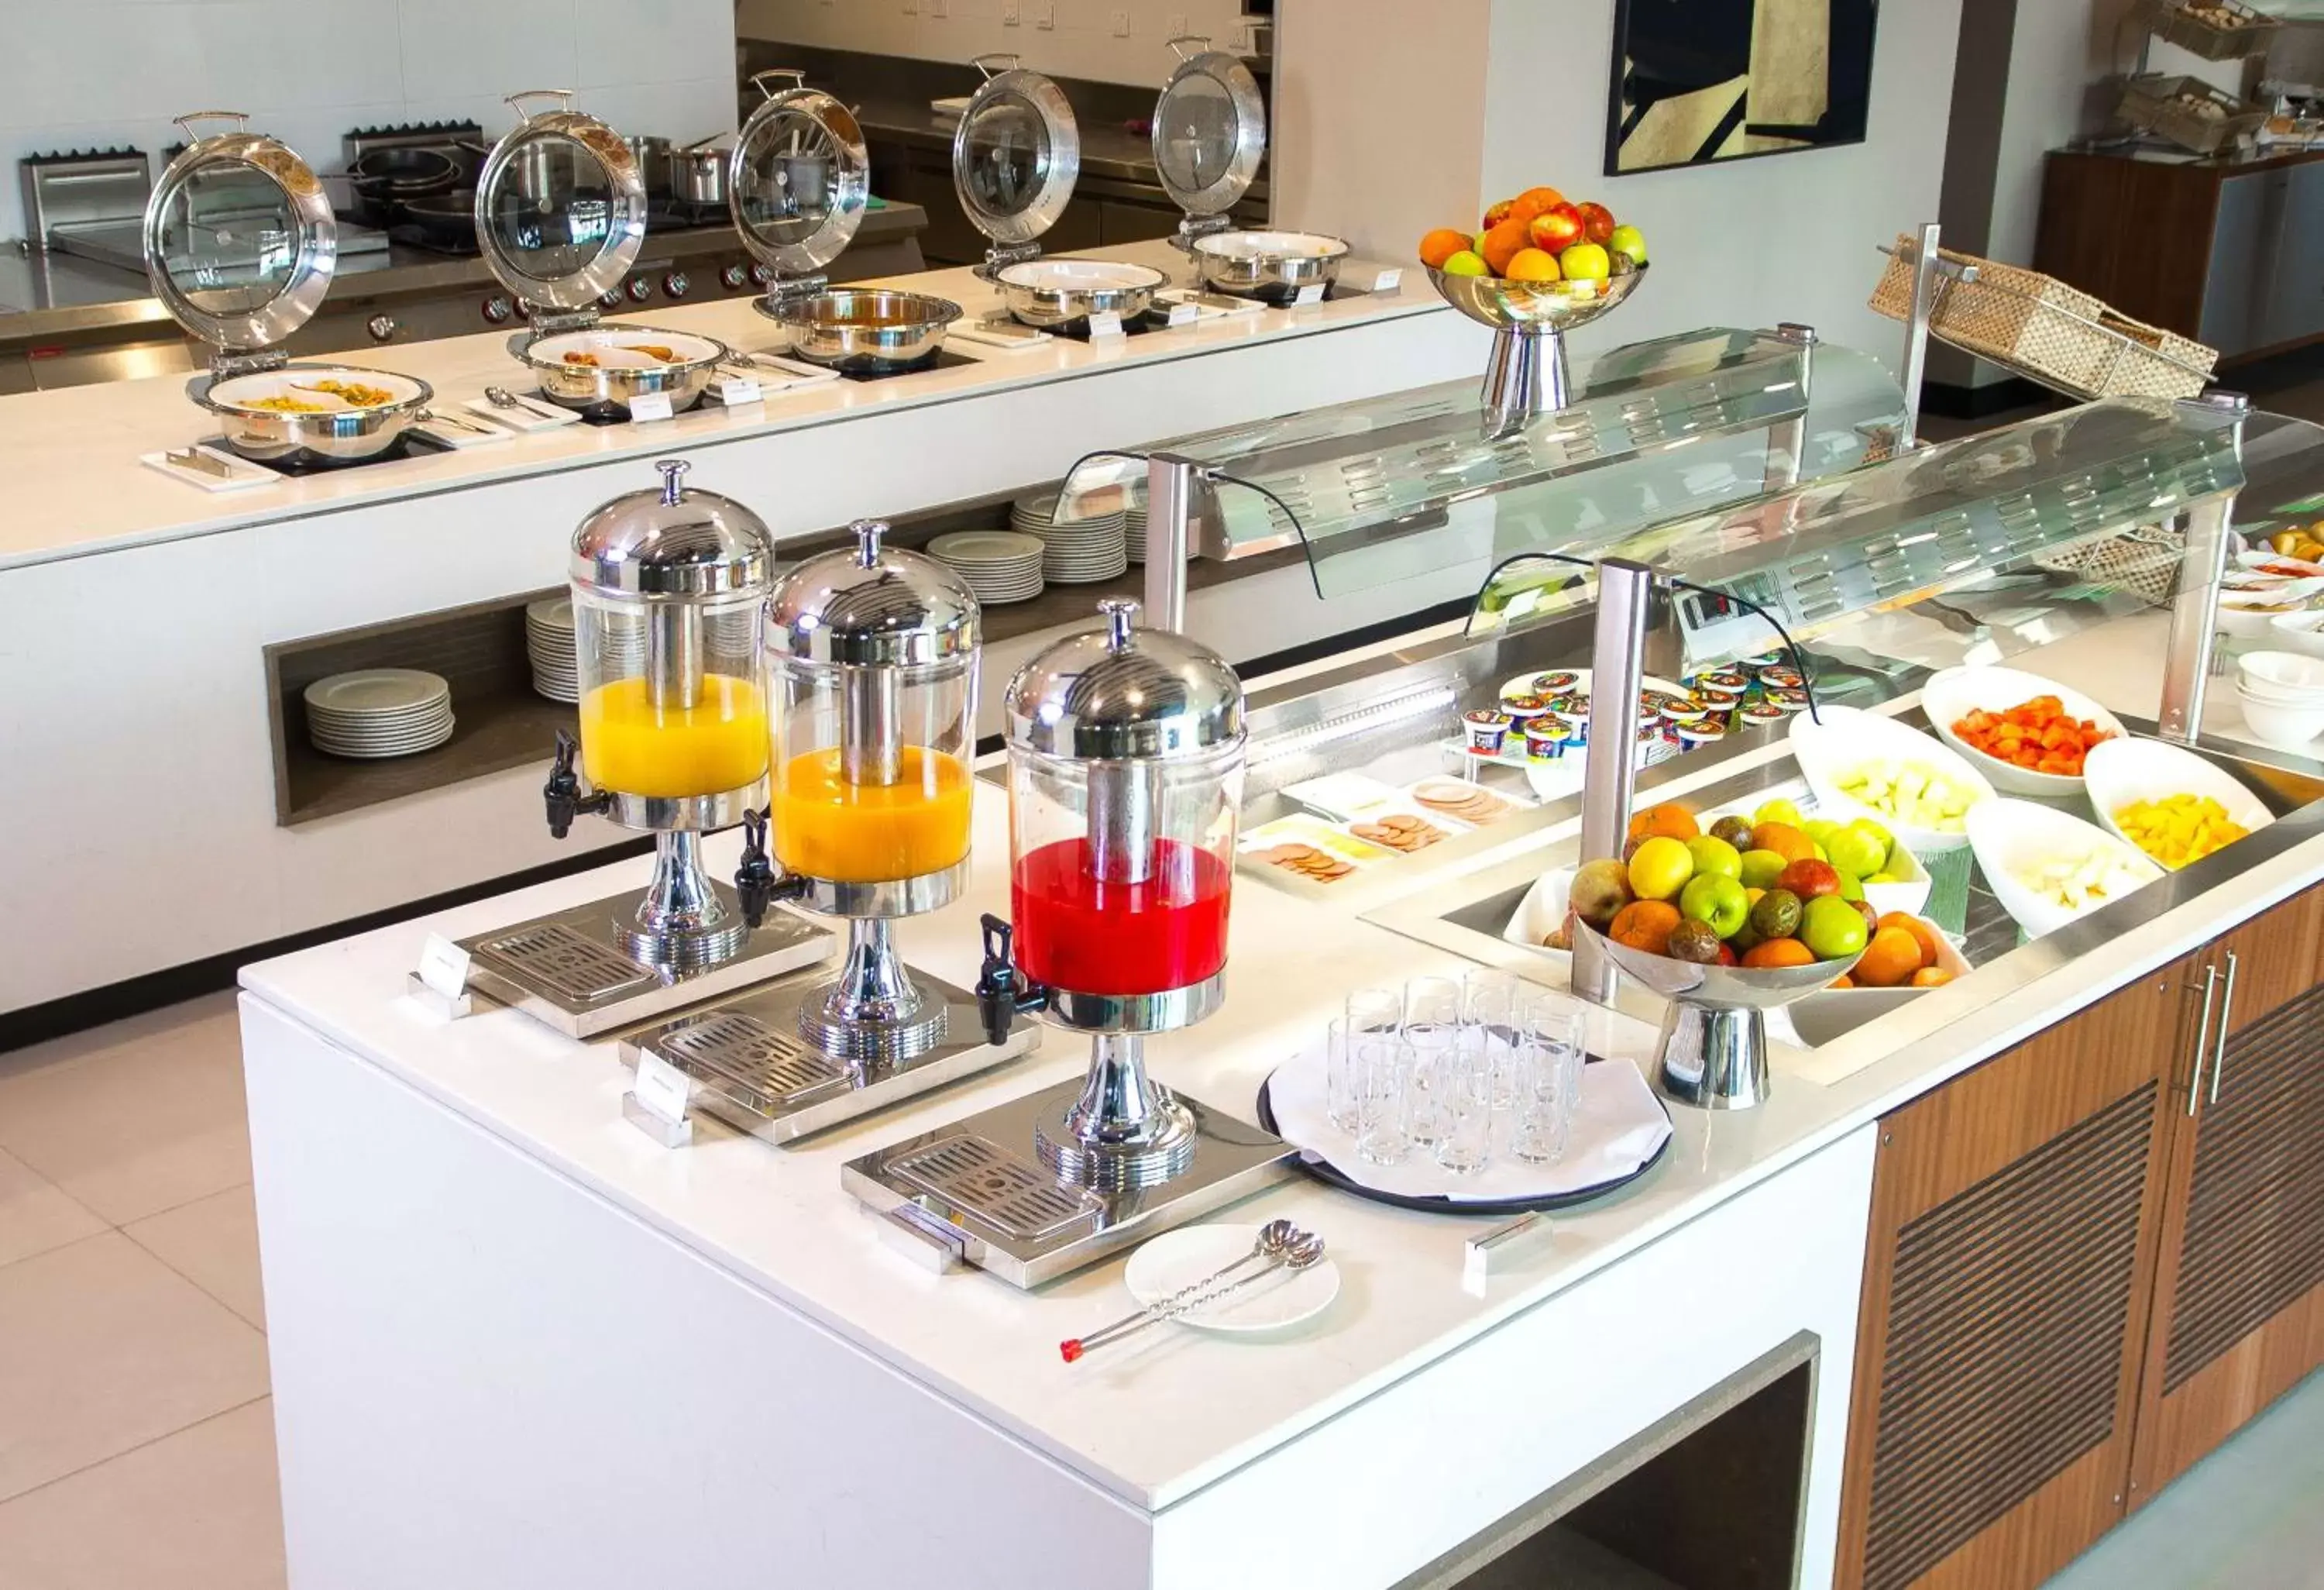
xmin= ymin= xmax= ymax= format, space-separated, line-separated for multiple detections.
xmin=1606 ymin=0 xmax=1879 ymax=176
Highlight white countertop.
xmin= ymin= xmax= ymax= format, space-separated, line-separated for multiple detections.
xmin=235 ymin=625 xmax=2324 ymax=1513
xmin=0 ymin=240 xmax=1445 ymax=573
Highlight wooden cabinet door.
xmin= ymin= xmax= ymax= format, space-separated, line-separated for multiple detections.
xmin=2128 ymin=886 xmax=2324 ymax=1502
xmin=1834 ymin=972 xmax=2197 ymax=1590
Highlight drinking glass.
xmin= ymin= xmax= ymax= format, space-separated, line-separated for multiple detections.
xmin=1345 ymin=987 xmax=1403 ymax=1039
xmin=1434 ymin=1028 xmax=1496 ymax=1175
xmin=1400 ymin=1024 xmax=1455 ymax=1147
xmin=1324 ymin=1016 xmax=1363 ymax=1134
xmin=1401 ymin=976 xmax=1462 ymax=1034
xmin=1462 ymin=969 xmax=1525 ymax=1109
xmin=1511 ymin=997 xmax=1587 ymax=1165
xmin=1355 ymin=1033 xmax=1411 ymax=1166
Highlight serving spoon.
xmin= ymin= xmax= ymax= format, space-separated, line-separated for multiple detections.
xmin=1061 ymin=1221 xmax=1322 ymax=1362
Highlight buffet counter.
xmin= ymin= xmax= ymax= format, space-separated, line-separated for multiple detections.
xmin=0 ymin=240 xmax=1482 ymax=1027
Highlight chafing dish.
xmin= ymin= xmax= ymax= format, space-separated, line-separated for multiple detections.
xmin=194 ymin=364 xmax=433 ymax=466
xmin=995 ymin=257 xmax=1167 ymax=329
xmin=517 ymin=325 xmax=727 ymax=417
xmin=766 ymin=287 xmax=961 ymax=373
xmin=1190 ymin=230 xmax=1349 ymax=302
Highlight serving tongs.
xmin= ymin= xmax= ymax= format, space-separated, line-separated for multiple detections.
xmin=165 ymin=446 xmax=234 ymax=479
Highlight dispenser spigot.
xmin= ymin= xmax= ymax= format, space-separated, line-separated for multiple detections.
xmin=733 ymin=807 xmax=804 ymax=928
xmin=975 ymin=913 xmax=1048 ymax=1047
xmin=543 ymin=729 xmax=609 ymax=839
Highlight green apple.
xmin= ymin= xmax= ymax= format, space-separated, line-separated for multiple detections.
xmin=1679 ymin=873 xmax=1751 ymax=940
xmin=1801 ymin=894 xmax=1870 ymax=960
xmin=1754 ymin=797 xmax=1804 ymax=828
xmin=1684 ymin=835 xmax=1743 ymax=881
xmin=1826 ymin=826 xmax=1889 ymax=881
xmin=1738 ymin=848 xmax=1789 ymax=890
xmin=1441 ymin=250 xmax=1489 ymax=277
xmin=1608 ymin=223 xmax=1648 ymax=266
xmin=1802 ymin=818 xmax=1844 ymax=850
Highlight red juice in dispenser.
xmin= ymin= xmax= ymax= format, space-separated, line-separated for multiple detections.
xmin=1012 ymin=838 xmax=1231 ymax=995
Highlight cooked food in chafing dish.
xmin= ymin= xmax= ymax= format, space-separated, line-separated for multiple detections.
xmin=248 ymin=395 xmax=335 ymax=413
xmin=303 ymin=379 xmax=398 ymax=407
xmin=560 ymin=344 xmax=682 ymax=367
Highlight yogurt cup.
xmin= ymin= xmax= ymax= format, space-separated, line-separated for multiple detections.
xmin=1757 ymin=666 xmax=1806 ymax=691
xmin=1463 ymin=709 xmax=1513 ymax=754
xmin=1738 ymin=701 xmax=1786 ymax=728
xmin=1523 ymin=720 xmax=1566 ymax=760
xmin=1501 ymin=692 xmax=1550 ymax=721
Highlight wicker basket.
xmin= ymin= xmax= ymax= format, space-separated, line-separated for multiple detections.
xmin=2034 ymin=524 xmax=2188 ymax=607
xmin=2137 ymin=0 xmax=2278 ymax=62
xmin=1870 ymin=236 xmax=2219 ymax=401
xmin=2119 ymin=73 xmax=2268 ymax=155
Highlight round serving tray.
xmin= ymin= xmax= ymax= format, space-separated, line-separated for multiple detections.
xmin=952 ymin=54 xmax=1080 ymax=248
xmin=1255 ymin=1061 xmax=1672 ymax=1216
xmin=473 ymin=90 xmax=648 ymax=315
xmin=730 ymin=70 xmax=870 ymax=277
xmin=143 ymin=113 xmax=336 ymax=357
xmin=1151 ymin=36 xmax=1264 ymax=219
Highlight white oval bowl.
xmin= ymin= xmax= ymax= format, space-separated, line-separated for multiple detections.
xmin=1968 ymin=798 xmax=2162 ymax=939
xmin=2266 ymin=611 xmax=2324 ymax=661
xmin=2084 ymin=738 xmax=2274 ymax=868
xmin=2234 ymin=692 xmax=2324 ymax=752
xmin=2237 ymin=650 xmax=2324 ymax=697
xmin=1789 ymin=705 xmax=1996 ymax=853
xmin=1922 ymin=665 xmax=2126 ymax=798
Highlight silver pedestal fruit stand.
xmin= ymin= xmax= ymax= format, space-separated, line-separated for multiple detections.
xmin=1426 ymin=263 xmax=1650 ymax=435
xmin=456 ymin=460 xmax=827 ymax=1037
xmin=843 ymin=599 xmax=1291 ymax=1287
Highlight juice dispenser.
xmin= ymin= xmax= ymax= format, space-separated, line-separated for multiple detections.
xmin=841 ymin=600 xmax=1291 ymax=1287
xmin=614 ymin=521 xmax=1038 ymax=1144
xmin=457 ymin=460 xmax=827 ymax=1037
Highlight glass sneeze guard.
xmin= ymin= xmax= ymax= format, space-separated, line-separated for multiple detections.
xmin=1050 ymin=325 xmax=1910 ymax=599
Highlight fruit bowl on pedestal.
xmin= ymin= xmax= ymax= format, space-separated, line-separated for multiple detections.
xmin=1426 ymin=263 xmax=1649 ymax=432
xmin=1573 ymin=914 xmax=1858 ymax=1111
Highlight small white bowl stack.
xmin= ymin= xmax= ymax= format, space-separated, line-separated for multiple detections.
xmin=1014 ymin=490 xmax=1128 ymax=584
xmin=304 ymin=669 xmax=454 ymax=759
xmin=2234 ymin=650 xmax=2324 ymax=751
xmin=525 ymin=597 xmax=581 ymax=704
xmin=928 ymin=530 xmax=1047 ymax=605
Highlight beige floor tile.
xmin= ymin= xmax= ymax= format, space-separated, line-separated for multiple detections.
xmin=0 ymin=1148 xmax=105 ymax=1271
xmin=125 ymin=1184 xmax=264 ymax=1332
xmin=0 ymin=993 xmax=250 ymax=1225
xmin=0 ymin=1399 xmax=283 ymax=1590
xmin=0 ymin=1231 xmax=270 ymax=1502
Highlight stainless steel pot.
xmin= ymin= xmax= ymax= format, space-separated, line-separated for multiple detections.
xmin=194 ymin=365 xmax=433 ymax=466
xmin=762 ymin=288 xmax=961 ymax=373
xmin=665 ymin=139 xmax=729 ymax=206
xmin=517 ymin=324 xmax=727 ymax=417
xmin=623 ymin=134 xmax=672 ymax=197
xmin=1189 ymin=230 xmax=1350 ymax=302
xmin=993 ymin=258 xmax=1167 ymax=329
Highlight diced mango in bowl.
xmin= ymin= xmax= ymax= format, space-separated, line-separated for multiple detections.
xmin=2113 ymin=794 xmax=2249 ymax=869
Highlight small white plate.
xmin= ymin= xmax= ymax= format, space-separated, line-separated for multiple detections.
xmin=931 ymin=530 xmax=1046 ymax=563
xmin=1122 ymin=1224 xmax=1339 ymax=1334
xmin=303 ymin=669 xmax=450 ymax=716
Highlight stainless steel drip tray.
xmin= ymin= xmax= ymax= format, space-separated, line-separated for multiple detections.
xmin=459 ymin=887 xmax=830 ymax=1039
xmin=621 ymin=971 xmax=1040 ymax=1144
xmin=844 ymin=1079 xmax=1295 ymax=1288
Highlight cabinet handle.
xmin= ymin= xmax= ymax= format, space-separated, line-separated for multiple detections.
xmin=2188 ymin=963 xmax=2219 ymax=1117
xmin=2209 ymin=951 xmax=2238 ymax=1106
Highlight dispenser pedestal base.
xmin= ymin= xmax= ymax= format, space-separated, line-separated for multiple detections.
xmin=841 ymin=1076 xmax=1295 ymax=1288
xmin=622 ymin=969 xmax=1040 ymax=1144
xmin=460 ymin=885 xmax=830 ymax=1039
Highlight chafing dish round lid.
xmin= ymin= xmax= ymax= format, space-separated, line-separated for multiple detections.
xmin=143 ymin=114 xmax=336 ymax=356
xmin=571 ymin=459 xmax=778 ymax=597
xmin=951 ymin=55 xmax=1081 ymax=246
xmin=473 ymin=90 xmax=648 ymax=312
xmin=1006 ymin=598 xmax=1244 ymax=760
xmin=1150 ymin=38 xmax=1265 ymax=218
xmin=730 ymin=72 xmax=871 ymax=277
xmin=768 ymin=520 xmax=978 ymax=666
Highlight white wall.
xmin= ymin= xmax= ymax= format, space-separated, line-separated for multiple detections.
xmin=0 ymin=0 xmax=736 ymax=243
xmin=734 ymin=0 xmax=1253 ymax=88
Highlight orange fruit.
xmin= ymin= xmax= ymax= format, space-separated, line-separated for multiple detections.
xmin=1418 ymin=228 xmax=1473 ymax=269
xmin=1504 ymin=247 xmax=1561 ymax=283
xmin=1910 ymin=967 xmax=1955 ymax=988
xmin=1628 ymin=801 xmax=1700 ymax=842
xmin=1855 ymin=927 xmax=1925 ymax=988
xmin=1876 ymin=912 xmax=1941 ymax=971
xmin=1609 ymin=900 xmax=1682 ymax=956
xmin=1508 ymin=185 xmax=1566 ymax=223
xmin=1479 ymin=218 xmax=1532 ymax=277
xmin=1752 ymin=821 xmax=1818 ymax=865
xmin=1742 ymin=938 xmax=1816 ymax=969
xmin=1829 ymin=974 xmax=1855 ymax=989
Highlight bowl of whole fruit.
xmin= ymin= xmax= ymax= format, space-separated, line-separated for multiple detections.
xmin=1416 ymin=184 xmax=1650 ymax=334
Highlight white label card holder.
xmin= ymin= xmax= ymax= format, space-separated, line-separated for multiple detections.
xmin=1087 ymin=309 xmax=1125 ymax=338
xmin=1292 ymin=282 xmax=1325 ymax=306
xmin=626 ymin=391 xmax=675 ymax=423
xmin=405 ymin=934 xmax=476 ymax=1019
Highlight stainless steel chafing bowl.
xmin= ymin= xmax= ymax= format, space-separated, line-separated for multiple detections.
xmin=517 ymin=327 xmax=730 ymax=418
xmin=765 ymin=287 xmax=963 ymax=373
xmin=993 ymin=259 xmax=1169 ymax=329
xmin=194 ymin=370 xmax=434 ymax=466
xmin=1190 ymin=230 xmax=1351 ymax=302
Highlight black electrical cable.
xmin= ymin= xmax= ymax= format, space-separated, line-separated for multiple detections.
xmin=1666 ymin=577 xmax=1824 ymax=726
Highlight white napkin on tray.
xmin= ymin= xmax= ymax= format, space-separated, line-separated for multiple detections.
xmin=1267 ymin=1036 xmax=1670 ymax=1204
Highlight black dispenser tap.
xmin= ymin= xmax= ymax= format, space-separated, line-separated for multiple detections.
xmin=733 ymin=808 xmax=806 ymax=928
xmin=975 ymin=914 xmax=1050 ymax=1047
xmin=543 ymin=730 xmax=610 ymax=839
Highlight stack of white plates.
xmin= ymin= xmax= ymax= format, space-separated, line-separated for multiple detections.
xmin=304 ymin=669 xmax=454 ymax=759
xmin=525 ymin=597 xmax=580 ymax=704
xmin=1014 ymin=491 xmax=1128 ymax=584
xmin=928 ymin=530 xmax=1047 ymax=605
xmin=1124 ymin=502 xmax=1148 ymax=564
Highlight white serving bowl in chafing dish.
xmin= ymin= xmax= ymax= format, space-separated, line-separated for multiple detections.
xmin=994 ymin=257 xmax=1167 ymax=329
xmin=1189 ymin=229 xmax=1350 ymax=302
xmin=517 ymin=325 xmax=729 ymax=417
xmin=198 ymin=365 xmax=433 ymax=466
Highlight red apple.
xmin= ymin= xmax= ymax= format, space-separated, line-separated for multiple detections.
xmin=1576 ymin=201 xmax=1617 ymax=245
xmin=1776 ymin=859 xmax=1842 ymax=901
xmin=1714 ymin=943 xmax=1740 ymax=967
xmin=1527 ymin=203 xmax=1585 ymax=255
